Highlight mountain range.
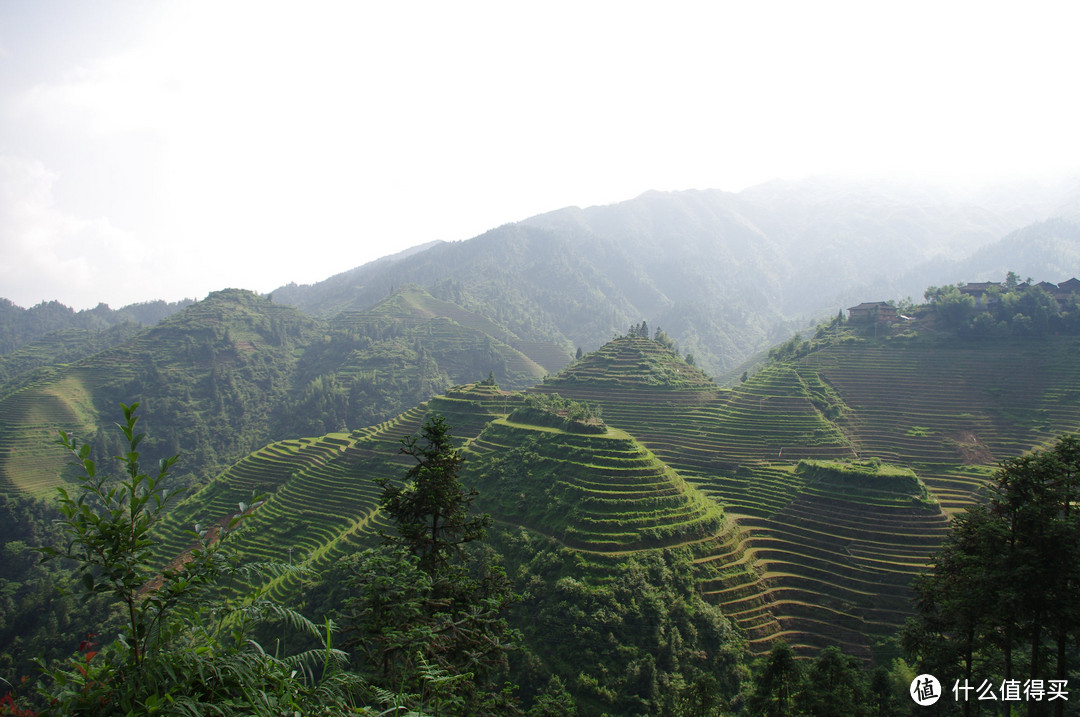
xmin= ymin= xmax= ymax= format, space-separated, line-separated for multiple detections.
xmin=2 ymin=177 xmax=1079 ymax=496
xmin=4 ymin=177 xmax=1080 ymax=710
xmin=255 ymin=176 xmax=1080 ymax=375
xmin=5 ymin=177 xmax=1080 ymax=380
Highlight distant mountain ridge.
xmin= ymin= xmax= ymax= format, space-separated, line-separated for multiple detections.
xmin=0 ymin=297 xmax=193 ymax=355
xmin=6 ymin=178 xmax=1079 ymax=378
xmin=270 ymin=178 xmax=1080 ymax=377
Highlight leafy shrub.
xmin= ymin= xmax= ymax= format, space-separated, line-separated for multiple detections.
xmin=508 ymin=394 xmax=604 ymax=434
xmin=33 ymin=403 xmax=366 ymax=715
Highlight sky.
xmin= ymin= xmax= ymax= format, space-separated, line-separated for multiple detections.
xmin=1 ymin=1 xmax=1079 ymax=310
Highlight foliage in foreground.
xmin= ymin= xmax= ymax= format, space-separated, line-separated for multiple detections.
xmin=27 ymin=404 xmax=367 ymax=715
xmin=746 ymin=640 xmax=914 ymax=717
xmin=339 ymin=414 xmax=520 ymax=715
xmin=903 ymin=434 xmax=1080 ymax=716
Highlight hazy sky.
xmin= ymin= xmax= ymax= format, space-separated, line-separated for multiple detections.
xmin=2 ymin=1 xmax=1078 ymax=310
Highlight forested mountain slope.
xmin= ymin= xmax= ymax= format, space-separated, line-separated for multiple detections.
xmin=0 ymin=297 xmax=192 ymax=355
xmin=272 ymin=180 xmax=1067 ymax=377
xmin=0 ymin=289 xmax=322 ymax=496
xmin=0 ymin=286 xmax=570 ymax=495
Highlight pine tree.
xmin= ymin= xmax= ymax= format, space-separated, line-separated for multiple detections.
xmin=376 ymin=414 xmax=492 ymax=575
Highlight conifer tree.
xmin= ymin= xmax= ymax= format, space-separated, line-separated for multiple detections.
xmin=376 ymin=414 xmax=491 ymax=574
xmin=904 ymin=434 xmax=1080 ymax=717
xmin=349 ymin=414 xmax=518 ymax=714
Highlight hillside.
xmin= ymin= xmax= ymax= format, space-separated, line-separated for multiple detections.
xmin=537 ymin=332 xmax=1080 ymax=657
xmin=152 ymin=383 xmax=512 ymax=596
xmin=0 ymin=289 xmax=323 ymax=496
xmin=0 ymin=297 xmax=192 ymax=355
xmin=0 ymin=285 xmax=572 ymax=497
xmin=139 ymin=329 xmax=1080 ymax=664
xmin=325 ymin=283 xmax=567 ymax=388
xmin=270 ymin=180 xmax=1067 ymax=378
xmin=270 ymin=283 xmax=570 ymax=432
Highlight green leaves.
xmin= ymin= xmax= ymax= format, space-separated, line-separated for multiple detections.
xmin=45 ymin=404 xmax=183 ymax=669
xmin=36 ymin=403 xmax=372 ymax=714
xmin=905 ymin=433 xmax=1080 ymax=695
xmin=380 ymin=414 xmax=491 ymax=575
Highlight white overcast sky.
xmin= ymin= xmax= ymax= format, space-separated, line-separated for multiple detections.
xmin=1 ymin=1 xmax=1079 ymax=310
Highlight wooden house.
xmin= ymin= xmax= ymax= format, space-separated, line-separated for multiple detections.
xmin=1056 ymin=277 xmax=1080 ymax=295
xmin=959 ymin=282 xmax=1003 ymax=307
xmin=847 ymin=301 xmax=898 ymax=323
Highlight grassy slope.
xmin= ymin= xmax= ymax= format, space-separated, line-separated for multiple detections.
xmin=328 ymin=285 xmax=560 ymax=387
xmin=0 ymin=371 xmax=99 ymax=496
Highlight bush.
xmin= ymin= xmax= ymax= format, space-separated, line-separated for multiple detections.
xmin=32 ymin=403 xmax=366 ymax=715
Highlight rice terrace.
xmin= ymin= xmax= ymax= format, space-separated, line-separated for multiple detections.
xmin=142 ymin=310 xmax=1080 ymax=665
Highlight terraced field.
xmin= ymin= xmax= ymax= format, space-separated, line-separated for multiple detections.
xmin=464 ymin=419 xmax=724 ymax=553
xmin=0 ymin=370 xmax=100 ymax=495
xmin=534 ymin=334 xmax=1080 ymax=658
xmin=803 ymin=338 xmax=1080 ymax=511
xmin=110 ymin=332 xmax=1080 ymax=660
xmin=152 ymin=383 xmax=515 ymax=598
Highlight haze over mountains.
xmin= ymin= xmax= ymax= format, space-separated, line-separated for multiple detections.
xmin=5 ymin=176 xmax=1080 ymax=711
xmin=266 ymin=177 xmax=1080 ymax=376
xmin=4 ymin=177 xmax=1079 ymax=380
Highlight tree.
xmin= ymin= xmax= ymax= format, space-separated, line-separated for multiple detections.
xmin=376 ymin=414 xmax=492 ymax=575
xmin=991 ymin=436 xmax=1080 ymax=710
xmin=748 ymin=640 xmax=802 ymax=716
xmin=904 ymin=435 xmax=1080 ymax=717
xmin=926 ymin=285 xmax=975 ymax=331
xmin=796 ymin=646 xmax=870 ymax=717
xmin=347 ymin=414 xmax=519 ymax=715
xmin=652 ymin=327 xmax=674 ymax=349
xmin=902 ymin=505 xmax=1004 ymax=716
xmin=527 ymin=675 xmax=576 ymax=717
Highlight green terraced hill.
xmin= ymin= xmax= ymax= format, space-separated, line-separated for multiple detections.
xmin=151 ymin=379 xmax=729 ymax=601
xmin=552 ymin=334 xmax=716 ymax=389
xmin=530 ymin=332 xmax=1080 ymax=658
xmin=463 ymin=418 xmax=724 ymax=553
xmin=152 ymin=382 xmax=517 ymax=597
xmin=35 ymin=330 xmax=1080 ymax=663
